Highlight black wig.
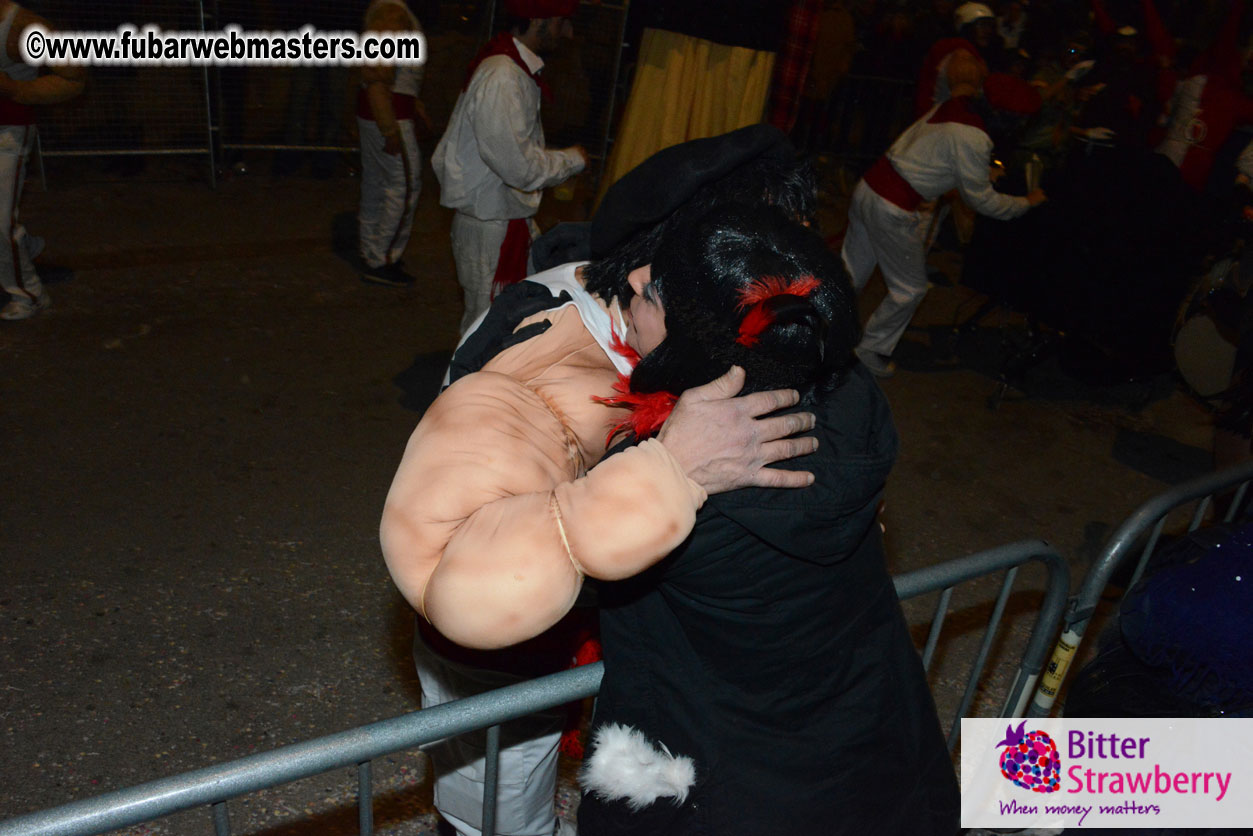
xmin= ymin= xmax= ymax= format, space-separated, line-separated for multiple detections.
xmin=626 ymin=203 xmax=860 ymax=403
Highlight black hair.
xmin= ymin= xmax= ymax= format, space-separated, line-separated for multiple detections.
xmin=626 ymin=203 xmax=859 ymax=403
xmin=582 ymin=156 xmax=818 ymax=305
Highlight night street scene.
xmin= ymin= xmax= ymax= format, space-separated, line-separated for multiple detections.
xmin=4 ymin=1 xmax=1253 ymax=835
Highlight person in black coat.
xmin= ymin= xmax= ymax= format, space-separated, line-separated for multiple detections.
xmin=576 ymin=204 xmax=960 ymax=836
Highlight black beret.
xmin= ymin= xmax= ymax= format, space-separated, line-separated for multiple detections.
xmin=588 ymin=124 xmax=793 ymax=258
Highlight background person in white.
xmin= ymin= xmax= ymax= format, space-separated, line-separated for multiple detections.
xmin=842 ymin=62 xmax=1046 ymax=377
xmin=0 ymin=0 xmax=84 ymax=321
xmin=432 ymin=0 xmax=587 ymax=334
xmin=357 ymin=0 xmax=429 ymax=287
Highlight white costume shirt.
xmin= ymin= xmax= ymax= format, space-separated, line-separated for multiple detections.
xmin=443 ymin=261 xmax=631 ymax=388
xmin=886 ymin=100 xmax=1032 ymax=221
xmin=432 ymin=38 xmax=584 ymax=222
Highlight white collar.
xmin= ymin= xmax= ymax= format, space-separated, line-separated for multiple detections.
xmin=512 ymin=37 xmax=545 ymax=75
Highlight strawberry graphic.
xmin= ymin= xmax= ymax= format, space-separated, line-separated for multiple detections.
xmin=995 ymin=721 xmax=1061 ymax=793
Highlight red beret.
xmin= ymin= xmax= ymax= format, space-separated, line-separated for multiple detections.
xmin=504 ymin=0 xmax=579 ymax=17
xmin=983 ymin=72 xmax=1042 ymax=115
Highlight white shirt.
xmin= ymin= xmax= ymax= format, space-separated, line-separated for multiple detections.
xmin=886 ymin=102 xmax=1032 ymax=221
xmin=444 ymin=261 xmax=631 ymax=388
xmin=431 ymin=38 xmax=585 ymax=221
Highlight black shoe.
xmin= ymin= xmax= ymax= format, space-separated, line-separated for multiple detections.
xmin=361 ymin=262 xmax=416 ymax=287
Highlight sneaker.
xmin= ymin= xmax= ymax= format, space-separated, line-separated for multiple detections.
xmin=856 ymin=348 xmax=897 ymax=378
xmin=361 ymin=262 xmax=416 ymax=287
xmin=1 ymin=289 xmax=50 ymax=321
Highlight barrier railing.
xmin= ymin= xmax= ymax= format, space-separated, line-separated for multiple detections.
xmin=1028 ymin=459 xmax=1253 ymax=717
xmin=0 ymin=539 xmax=1069 ymax=836
xmin=30 ymin=0 xmax=627 ymax=194
xmin=897 ymin=540 xmax=1069 ymax=747
xmin=33 ymin=0 xmax=217 ymax=185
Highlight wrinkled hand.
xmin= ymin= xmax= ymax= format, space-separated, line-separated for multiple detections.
xmin=657 ymin=366 xmax=818 ymax=494
xmin=1027 ymin=188 xmax=1047 ymax=206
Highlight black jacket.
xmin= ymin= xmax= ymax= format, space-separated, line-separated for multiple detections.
xmin=578 ymin=366 xmax=960 ymax=836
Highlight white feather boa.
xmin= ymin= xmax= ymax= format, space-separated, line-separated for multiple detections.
xmin=579 ymin=723 xmax=696 ymax=810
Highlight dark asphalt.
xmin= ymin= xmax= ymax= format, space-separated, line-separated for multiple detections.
xmin=1 ymin=164 xmax=1217 ymax=835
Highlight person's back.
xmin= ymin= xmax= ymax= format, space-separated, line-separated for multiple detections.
xmin=582 ymin=366 xmax=958 ymax=835
xmin=575 ymin=204 xmax=959 ymax=836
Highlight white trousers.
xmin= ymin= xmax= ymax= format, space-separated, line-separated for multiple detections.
xmin=449 ymin=212 xmax=509 ymax=335
xmin=842 ymin=180 xmax=932 ymax=358
xmin=0 ymin=125 xmax=41 ymax=301
xmin=357 ymin=117 xmax=420 ymax=269
xmin=414 ymin=635 xmax=563 ymax=836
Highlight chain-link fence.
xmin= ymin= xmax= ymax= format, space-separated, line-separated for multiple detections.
xmin=27 ymin=0 xmax=628 ymax=190
xmin=31 ymin=0 xmax=214 ymax=180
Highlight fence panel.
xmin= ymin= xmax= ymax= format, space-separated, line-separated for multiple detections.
xmin=0 ymin=539 xmax=1068 ymax=836
xmin=33 ymin=0 xmax=214 ymax=173
xmin=1028 ymin=459 xmax=1253 ymax=716
xmin=208 ymin=0 xmax=359 ymax=163
xmin=29 ymin=1 xmax=626 ymax=193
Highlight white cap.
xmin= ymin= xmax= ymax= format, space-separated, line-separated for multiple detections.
xmin=954 ymin=2 xmax=995 ymax=29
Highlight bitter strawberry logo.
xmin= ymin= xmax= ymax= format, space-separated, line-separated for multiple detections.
xmin=996 ymin=721 xmax=1061 ymax=793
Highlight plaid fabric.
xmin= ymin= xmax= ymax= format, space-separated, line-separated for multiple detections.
xmin=767 ymin=0 xmax=821 ymax=134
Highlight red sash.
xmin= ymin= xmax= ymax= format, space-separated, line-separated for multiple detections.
xmin=864 ymin=155 xmax=924 ymax=211
xmin=492 ymin=218 xmax=533 ymax=298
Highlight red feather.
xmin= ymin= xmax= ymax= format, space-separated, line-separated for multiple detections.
xmin=736 ymin=302 xmax=776 ymax=346
xmin=592 ymin=372 xmax=678 ymax=444
xmin=736 ymin=274 xmax=820 ymax=309
xmin=608 ymin=327 xmax=641 ymax=366
xmin=559 ymin=632 xmax=603 ymax=760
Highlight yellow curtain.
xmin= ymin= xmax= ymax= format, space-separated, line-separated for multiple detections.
xmin=597 ymin=28 xmax=776 ymax=205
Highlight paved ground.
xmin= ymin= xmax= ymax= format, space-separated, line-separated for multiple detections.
xmin=0 ymin=156 xmax=1220 ymax=835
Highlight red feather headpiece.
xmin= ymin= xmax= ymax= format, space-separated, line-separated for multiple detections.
xmin=735 ymin=275 xmax=820 ymax=346
xmin=591 ymin=328 xmax=678 ymax=444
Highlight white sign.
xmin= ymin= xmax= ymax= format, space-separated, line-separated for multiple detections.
xmin=961 ymin=718 xmax=1253 ymax=829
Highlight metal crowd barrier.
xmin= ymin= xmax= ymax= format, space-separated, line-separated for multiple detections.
xmin=1028 ymin=458 xmax=1253 ymax=717
xmin=0 ymin=539 xmax=1069 ymax=836
xmin=30 ymin=0 xmax=628 ymax=193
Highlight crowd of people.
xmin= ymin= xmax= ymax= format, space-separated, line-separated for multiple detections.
xmin=803 ymin=0 xmax=1253 ymax=381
